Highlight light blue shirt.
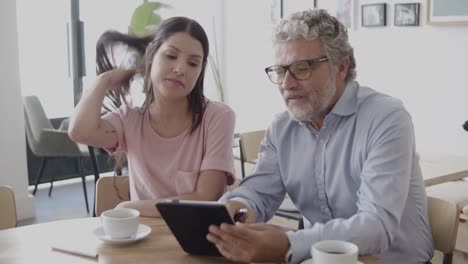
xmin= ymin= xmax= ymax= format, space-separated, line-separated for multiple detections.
xmin=226 ymin=81 xmax=434 ymax=263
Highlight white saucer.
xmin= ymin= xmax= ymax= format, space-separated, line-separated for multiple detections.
xmin=300 ymin=259 xmax=363 ymax=264
xmin=93 ymin=224 xmax=151 ymax=245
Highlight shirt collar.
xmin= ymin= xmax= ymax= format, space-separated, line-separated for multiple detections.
xmin=330 ymin=80 xmax=358 ymax=117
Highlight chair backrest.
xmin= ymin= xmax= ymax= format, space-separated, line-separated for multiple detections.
xmin=427 ymin=196 xmax=460 ymax=256
xmin=23 ymin=96 xmax=54 ymax=153
xmin=95 ymin=176 xmax=130 ymax=216
xmin=0 ymin=185 xmax=17 ymax=230
xmin=239 ymin=130 xmax=265 ymax=163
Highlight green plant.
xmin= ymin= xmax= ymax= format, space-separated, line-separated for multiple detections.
xmin=129 ymin=2 xmax=169 ymax=36
xmin=208 ymin=19 xmax=224 ymax=102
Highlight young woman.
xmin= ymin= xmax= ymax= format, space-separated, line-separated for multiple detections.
xmin=68 ymin=17 xmax=235 ymax=217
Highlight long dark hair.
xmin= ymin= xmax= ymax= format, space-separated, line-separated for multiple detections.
xmin=96 ymin=17 xmax=210 ymax=172
xmin=96 ymin=16 xmax=209 ymax=132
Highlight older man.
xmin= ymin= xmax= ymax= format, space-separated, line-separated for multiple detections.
xmin=207 ymin=9 xmax=434 ymax=264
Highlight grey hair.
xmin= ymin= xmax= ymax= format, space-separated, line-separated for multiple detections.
xmin=274 ymin=9 xmax=356 ymax=82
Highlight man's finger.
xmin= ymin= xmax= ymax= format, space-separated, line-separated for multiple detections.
xmin=219 ymin=222 xmax=261 ymax=242
xmin=242 ymin=222 xmax=272 ymax=231
xmin=216 ymin=243 xmax=237 ymax=261
xmin=206 ymin=233 xmax=220 ymax=244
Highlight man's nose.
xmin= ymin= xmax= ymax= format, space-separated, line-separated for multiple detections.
xmin=281 ymin=71 xmax=296 ymax=90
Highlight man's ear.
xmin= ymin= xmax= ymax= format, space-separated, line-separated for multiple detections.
xmin=338 ymin=57 xmax=350 ymax=81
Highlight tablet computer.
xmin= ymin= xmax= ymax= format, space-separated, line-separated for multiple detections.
xmin=156 ymin=200 xmax=234 ymax=256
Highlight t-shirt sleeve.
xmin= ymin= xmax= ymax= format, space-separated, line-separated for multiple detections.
xmin=101 ymin=106 xmax=128 ymax=154
xmin=200 ymin=104 xmax=236 ymax=185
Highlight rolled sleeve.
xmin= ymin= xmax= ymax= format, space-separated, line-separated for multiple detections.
xmin=225 ymin=121 xmax=286 ymax=222
xmin=200 ymin=105 xmax=236 ymax=185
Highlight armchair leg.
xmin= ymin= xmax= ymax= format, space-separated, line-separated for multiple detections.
xmin=33 ymin=158 xmax=48 ymax=195
xmin=443 ymin=253 xmax=452 ymax=264
xmin=88 ymin=146 xmax=100 ymax=217
xmin=48 ymin=172 xmax=55 ymax=197
xmin=77 ymin=158 xmax=90 ymax=214
xmin=239 ymin=143 xmax=246 ymax=178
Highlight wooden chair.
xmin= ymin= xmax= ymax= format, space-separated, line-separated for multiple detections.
xmin=426 ymin=180 xmax=468 ymax=255
xmin=239 ymin=130 xmax=265 ymax=178
xmin=428 ymin=196 xmax=461 ymax=264
xmin=0 ymin=185 xmax=17 ymax=230
xmin=95 ymin=176 xmax=130 ymax=216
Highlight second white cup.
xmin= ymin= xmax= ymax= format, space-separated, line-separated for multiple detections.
xmin=311 ymin=240 xmax=358 ymax=264
xmin=101 ymin=208 xmax=140 ymax=239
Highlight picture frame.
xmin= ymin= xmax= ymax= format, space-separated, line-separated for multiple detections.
xmin=394 ymin=3 xmax=420 ymax=26
xmin=361 ymin=3 xmax=387 ymax=27
xmin=336 ymin=0 xmax=353 ymax=28
xmin=428 ymin=0 xmax=468 ymax=24
xmin=270 ymin=0 xmax=283 ymax=24
xmin=282 ymin=0 xmax=317 ymax=19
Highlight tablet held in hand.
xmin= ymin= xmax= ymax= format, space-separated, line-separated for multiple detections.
xmin=156 ymin=200 xmax=234 ymax=256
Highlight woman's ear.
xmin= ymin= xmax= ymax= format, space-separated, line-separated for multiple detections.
xmin=145 ymin=44 xmax=154 ymax=66
xmin=146 ymin=42 xmax=153 ymax=53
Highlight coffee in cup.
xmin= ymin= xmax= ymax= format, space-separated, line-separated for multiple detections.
xmin=101 ymin=208 xmax=140 ymax=239
xmin=311 ymin=240 xmax=358 ymax=264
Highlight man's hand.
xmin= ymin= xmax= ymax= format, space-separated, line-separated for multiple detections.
xmin=207 ymin=222 xmax=289 ymax=263
xmin=225 ymin=200 xmax=256 ymax=223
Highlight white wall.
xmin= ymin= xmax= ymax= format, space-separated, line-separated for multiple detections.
xmin=0 ymin=0 xmax=35 ymax=220
xmin=350 ymin=0 xmax=468 ymax=156
xmin=224 ymin=0 xmax=468 ymax=156
xmin=224 ymin=0 xmax=286 ymax=132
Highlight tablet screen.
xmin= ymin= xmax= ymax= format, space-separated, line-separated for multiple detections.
xmin=156 ymin=200 xmax=234 ymax=256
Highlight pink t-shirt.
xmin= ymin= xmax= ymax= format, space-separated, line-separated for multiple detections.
xmin=102 ymin=101 xmax=236 ymax=200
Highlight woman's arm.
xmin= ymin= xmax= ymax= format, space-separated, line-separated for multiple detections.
xmin=68 ymin=69 xmax=134 ymax=148
xmin=116 ymin=169 xmax=227 ymax=217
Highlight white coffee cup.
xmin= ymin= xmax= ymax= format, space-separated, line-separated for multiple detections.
xmin=311 ymin=240 xmax=358 ymax=264
xmin=101 ymin=208 xmax=140 ymax=239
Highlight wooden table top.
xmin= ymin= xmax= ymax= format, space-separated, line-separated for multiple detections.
xmin=0 ymin=217 xmax=383 ymax=264
xmin=420 ymin=152 xmax=468 ymax=187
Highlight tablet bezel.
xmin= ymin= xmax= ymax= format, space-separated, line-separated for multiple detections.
xmin=156 ymin=200 xmax=234 ymax=256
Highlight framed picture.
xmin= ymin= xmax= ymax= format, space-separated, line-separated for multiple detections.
xmin=336 ymin=0 xmax=353 ymax=28
xmin=429 ymin=0 xmax=468 ymax=24
xmin=394 ymin=3 xmax=420 ymax=26
xmin=270 ymin=0 xmax=283 ymax=24
xmin=283 ymin=0 xmax=317 ymax=18
xmin=361 ymin=3 xmax=386 ymax=27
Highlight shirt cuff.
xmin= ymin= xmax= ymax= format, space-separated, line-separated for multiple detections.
xmin=228 ymin=197 xmax=256 ymax=211
xmin=286 ymin=227 xmax=321 ymax=264
xmin=218 ymin=193 xmax=257 ymax=214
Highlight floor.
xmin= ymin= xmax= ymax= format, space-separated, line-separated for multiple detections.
xmin=18 ymin=175 xmax=99 ymax=226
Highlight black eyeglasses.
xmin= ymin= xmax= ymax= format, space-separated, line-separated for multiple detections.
xmin=264 ymin=56 xmax=329 ymax=84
